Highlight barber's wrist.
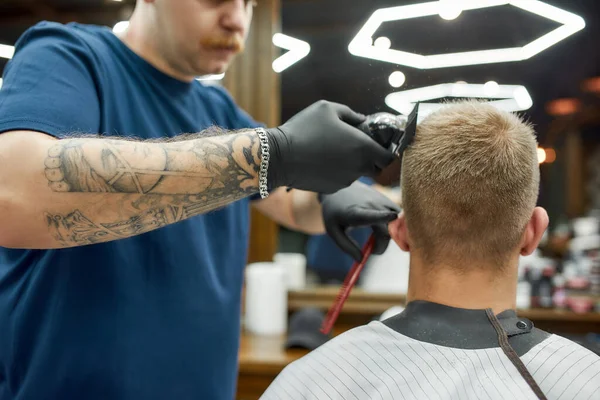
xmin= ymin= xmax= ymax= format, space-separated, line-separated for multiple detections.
xmin=254 ymin=128 xmax=271 ymax=198
xmin=264 ymin=127 xmax=289 ymax=191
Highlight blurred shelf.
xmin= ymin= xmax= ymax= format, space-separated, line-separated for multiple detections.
xmin=288 ymin=287 xmax=600 ymax=324
xmin=238 ymin=333 xmax=305 ymax=374
xmin=517 ymin=308 xmax=600 ymax=322
xmin=288 ymin=286 xmax=406 ymax=315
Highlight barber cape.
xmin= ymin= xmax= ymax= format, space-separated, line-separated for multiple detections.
xmin=261 ymin=301 xmax=600 ymax=400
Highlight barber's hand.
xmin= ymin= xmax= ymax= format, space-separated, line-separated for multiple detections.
xmin=320 ymin=181 xmax=401 ymax=261
xmin=266 ymin=101 xmax=395 ymax=194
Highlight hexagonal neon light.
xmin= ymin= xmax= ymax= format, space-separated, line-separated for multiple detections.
xmin=385 ymin=82 xmax=533 ymax=120
xmin=348 ymin=0 xmax=585 ymax=69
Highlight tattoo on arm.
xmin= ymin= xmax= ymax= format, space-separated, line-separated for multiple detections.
xmin=45 ymin=132 xmax=259 ymax=195
xmin=44 ymin=131 xmax=261 ymax=246
xmin=45 ymin=193 xmax=241 ymax=246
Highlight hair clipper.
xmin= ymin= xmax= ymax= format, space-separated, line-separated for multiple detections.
xmin=357 ymin=103 xmax=419 ymax=158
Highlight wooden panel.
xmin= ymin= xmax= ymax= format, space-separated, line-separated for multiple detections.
xmin=565 ymin=130 xmax=585 ymax=217
xmin=223 ymin=0 xmax=281 ymax=263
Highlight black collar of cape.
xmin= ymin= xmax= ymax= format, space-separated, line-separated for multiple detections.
xmin=382 ymin=300 xmax=550 ymax=357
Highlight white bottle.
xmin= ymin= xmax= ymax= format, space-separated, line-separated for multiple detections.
xmin=516 ymin=280 xmax=532 ymax=310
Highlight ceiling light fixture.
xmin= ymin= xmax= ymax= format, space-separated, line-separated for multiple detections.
xmin=537 ymin=148 xmax=547 ymax=164
xmin=385 ymin=82 xmax=533 ymax=120
xmin=388 ymin=71 xmax=406 ymax=88
xmin=483 ymin=80 xmax=500 ymax=96
xmin=348 ymin=0 xmax=585 ymax=69
xmin=272 ymin=33 xmax=310 ymax=73
xmin=438 ymin=0 xmax=463 ymax=20
xmin=0 ymin=44 xmax=15 ymax=59
xmin=439 ymin=8 xmax=462 ymax=20
xmin=374 ymin=36 xmax=392 ymax=49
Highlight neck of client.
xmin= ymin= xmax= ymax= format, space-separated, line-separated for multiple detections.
xmin=406 ymin=252 xmax=519 ymax=315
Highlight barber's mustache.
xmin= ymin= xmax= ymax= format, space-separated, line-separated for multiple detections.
xmin=201 ymin=36 xmax=244 ymax=53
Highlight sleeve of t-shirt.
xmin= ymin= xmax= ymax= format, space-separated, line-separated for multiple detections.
xmin=0 ymin=21 xmax=100 ymax=137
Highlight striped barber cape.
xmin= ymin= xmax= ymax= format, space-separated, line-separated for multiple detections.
xmin=261 ymin=301 xmax=600 ymax=400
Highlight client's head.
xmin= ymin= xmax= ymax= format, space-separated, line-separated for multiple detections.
xmin=389 ymin=101 xmax=549 ymax=275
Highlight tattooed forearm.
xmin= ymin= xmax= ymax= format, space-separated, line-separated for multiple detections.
xmin=40 ymin=130 xmax=262 ymax=247
xmin=45 ymin=131 xmax=260 ymax=197
xmin=45 ymin=193 xmax=240 ymax=247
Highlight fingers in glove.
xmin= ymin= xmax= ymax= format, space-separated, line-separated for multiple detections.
xmin=369 ymin=145 xmax=397 ymax=170
xmin=343 ymin=208 xmax=399 ymax=227
xmin=351 ymin=133 xmax=396 ymax=170
xmin=371 ymin=223 xmax=392 ymax=255
xmin=327 ymin=102 xmax=366 ymax=126
xmin=327 ymin=225 xmax=363 ymax=262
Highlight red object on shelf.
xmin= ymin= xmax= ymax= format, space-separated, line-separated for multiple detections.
xmin=567 ymin=277 xmax=590 ymax=290
xmin=567 ymin=297 xmax=594 ymax=314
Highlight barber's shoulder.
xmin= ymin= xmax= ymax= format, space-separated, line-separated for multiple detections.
xmin=16 ymin=21 xmax=85 ymax=43
xmin=12 ymin=21 xmax=95 ymax=59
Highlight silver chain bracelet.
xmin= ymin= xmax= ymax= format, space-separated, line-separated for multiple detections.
xmin=255 ymin=128 xmax=270 ymax=199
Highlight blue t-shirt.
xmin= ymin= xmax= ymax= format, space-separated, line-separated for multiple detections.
xmin=0 ymin=22 xmax=259 ymax=400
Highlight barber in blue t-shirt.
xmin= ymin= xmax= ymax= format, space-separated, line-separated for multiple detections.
xmin=0 ymin=1 xmax=400 ymax=399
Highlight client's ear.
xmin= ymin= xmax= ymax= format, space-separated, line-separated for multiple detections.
xmin=388 ymin=212 xmax=410 ymax=252
xmin=520 ymin=207 xmax=549 ymax=256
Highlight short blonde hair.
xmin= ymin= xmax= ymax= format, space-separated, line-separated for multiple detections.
xmin=401 ymin=101 xmax=540 ymax=267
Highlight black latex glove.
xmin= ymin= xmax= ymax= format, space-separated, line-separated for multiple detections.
xmin=320 ymin=181 xmax=401 ymax=262
xmin=266 ymin=101 xmax=396 ymax=194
